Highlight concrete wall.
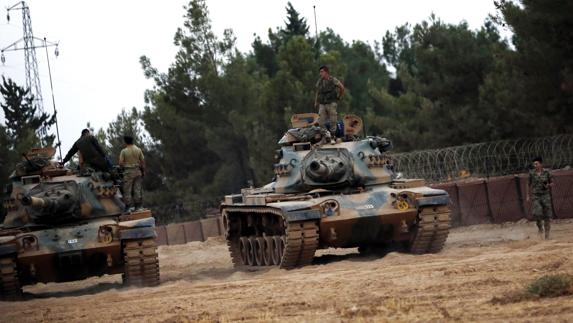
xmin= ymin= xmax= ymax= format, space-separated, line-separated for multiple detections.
xmin=432 ymin=169 xmax=573 ymax=227
xmin=155 ymin=217 xmax=223 ymax=246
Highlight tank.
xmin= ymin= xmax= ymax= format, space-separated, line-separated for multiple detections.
xmin=222 ymin=113 xmax=451 ymax=269
xmin=0 ymin=147 xmax=159 ymax=301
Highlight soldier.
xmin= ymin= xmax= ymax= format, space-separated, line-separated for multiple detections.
xmin=314 ymin=65 xmax=345 ymax=133
xmin=526 ymin=156 xmax=554 ymax=239
xmin=119 ymin=135 xmax=145 ymax=212
xmin=61 ymin=129 xmax=109 ymax=172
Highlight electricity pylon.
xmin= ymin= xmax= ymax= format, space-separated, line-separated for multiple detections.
xmin=1 ymin=1 xmax=59 ymax=115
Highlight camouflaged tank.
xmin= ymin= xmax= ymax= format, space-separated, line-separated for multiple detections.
xmin=0 ymin=147 xmax=159 ymax=300
xmin=222 ymin=113 xmax=451 ymax=269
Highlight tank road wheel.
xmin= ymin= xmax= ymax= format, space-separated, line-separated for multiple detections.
xmin=246 ymin=237 xmax=255 ymax=265
xmin=0 ymin=256 xmax=22 ymax=301
xmin=270 ymin=236 xmax=281 ymax=265
xmin=262 ymin=237 xmax=273 ymax=266
xmin=122 ymin=238 xmax=160 ymax=287
xmin=239 ymin=237 xmax=250 ymax=265
xmin=253 ymin=237 xmax=265 ymax=266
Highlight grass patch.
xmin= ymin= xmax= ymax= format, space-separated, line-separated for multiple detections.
xmin=491 ymin=274 xmax=573 ymax=304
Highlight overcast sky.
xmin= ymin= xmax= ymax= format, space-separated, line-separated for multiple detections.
xmin=0 ymin=0 xmax=502 ymax=158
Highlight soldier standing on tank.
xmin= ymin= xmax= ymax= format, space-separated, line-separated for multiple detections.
xmin=61 ymin=129 xmax=110 ymax=172
xmin=526 ymin=156 xmax=554 ymax=240
xmin=119 ymin=135 xmax=145 ymax=212
xmin=314 ymin=65 xmax=345 ymax=133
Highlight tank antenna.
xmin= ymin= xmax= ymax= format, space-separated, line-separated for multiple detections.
xmin=313 ymin=5 xmax=318 ymax=42
xmin=43 ymin=37 xmax=62 ymax=161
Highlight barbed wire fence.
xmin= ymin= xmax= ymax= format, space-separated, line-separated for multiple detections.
xmin=390 ymin=134 xmax=573 ymax=183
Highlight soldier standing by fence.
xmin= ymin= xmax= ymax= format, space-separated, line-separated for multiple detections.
xmin=119 ymin=135 xmax=145 ymax=212
xmin=526 ymin=156 xmax=554 ymax=240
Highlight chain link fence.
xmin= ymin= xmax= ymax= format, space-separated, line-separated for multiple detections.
xmin=391 ymin=135 xmax=573 ymax=183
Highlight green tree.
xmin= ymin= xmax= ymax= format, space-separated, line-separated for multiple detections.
xmin=0 ymin=76 xmax=55 ymax=147
xmin=0 ymin=77 xmax=56 ymax=220
xmin=371 ymin=17 xmax=506 ymax=149
xmin=281 ymin=2 xmax=310 ymax=40
xmin=140 ymin=0 xmax=256 ymax=218
xmin=489 ymin=0 xmax=573 ymax=135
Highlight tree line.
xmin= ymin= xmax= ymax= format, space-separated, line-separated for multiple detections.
xmin=1 ymin=0 xmax=571 ymax=223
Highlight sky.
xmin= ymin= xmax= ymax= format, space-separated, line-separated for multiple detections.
xmin=0 ymin=0 xmax=503 ymax=159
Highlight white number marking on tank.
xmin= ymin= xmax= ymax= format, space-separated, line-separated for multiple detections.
xmin=355 ymin=204 xmax=374 ymax=210
xmin=67 ymin=239 xmax=78 ymax=244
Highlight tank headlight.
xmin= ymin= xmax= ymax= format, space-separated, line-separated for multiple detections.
xmin=393 ymin=192 xmax=415 ymax=211
xmin=20 ymin=235 xmax=39 ymax=250
xmin=98 ymin=226 xmax=114 ymax=244
xmin=320 ymin=200 xmax=340 ymax=217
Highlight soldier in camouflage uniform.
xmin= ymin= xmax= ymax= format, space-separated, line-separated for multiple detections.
xmin=119 ymin=135 xmax=145 ymax=212
xmin=315 ymin=65 xmax=345 ymax=133
xmin=526 ymin=156 xmax=553 ymax=239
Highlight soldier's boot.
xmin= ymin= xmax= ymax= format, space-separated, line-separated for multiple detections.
xmin=536 ymin=220 xmax=544 ymax=239
xmin=544 ymin=220 xmax=551 ymax=240
xmin=124 ymin=204 xmax=134 ymax=213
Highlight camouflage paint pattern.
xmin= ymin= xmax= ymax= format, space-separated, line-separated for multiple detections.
xmin=0 ymin=149 xmax=157 ymax=290
xmin=222 ymin=114 xmax=451 ymax=268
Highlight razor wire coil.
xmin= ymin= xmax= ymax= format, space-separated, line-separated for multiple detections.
xmin=390 ymin=134 xmax=573 ymax=183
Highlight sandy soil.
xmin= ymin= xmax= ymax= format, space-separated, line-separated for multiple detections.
xmin=1 ymin=219 xmax=573 ymax=322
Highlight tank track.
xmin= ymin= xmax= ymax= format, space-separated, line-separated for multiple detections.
xmin=0 ymin=255 xmax=22 ymax=301
xmin=224 ymin=207 xmax=318 ymax=269
xmin=409 ymin=206 xmax=451 ymax=254
xmin=122 ymin=238 xmax=160 ymax=287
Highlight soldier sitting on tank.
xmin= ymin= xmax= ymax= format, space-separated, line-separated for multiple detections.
xmin=61 ymin=129 xmax=110 ymax=173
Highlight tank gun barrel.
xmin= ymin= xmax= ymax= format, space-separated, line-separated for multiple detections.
xmin=309 ymin=161 xmax=330 ymax=177
xmin=21 ymin=192 xmax=74 ymax=211
xmin=21 ymin=196 xmax=48 ymax=208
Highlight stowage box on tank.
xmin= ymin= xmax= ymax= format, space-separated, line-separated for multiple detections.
xmin=0 ymin=147 xmax=159 ymax=300
xmin=221 ymin=113 xmax=451 ymax=269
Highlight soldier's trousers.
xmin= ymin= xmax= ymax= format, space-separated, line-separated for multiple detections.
xmin=532 ymin=193 xmax=552 ymax=233
xmin=318 ymin=102 xmax=338 ymax=133
xmin=123 ymin=169 xmax=143 ymax=208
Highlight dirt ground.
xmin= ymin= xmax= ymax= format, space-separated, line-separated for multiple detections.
xmin=1 ymin=219 xmax=573 ymax=322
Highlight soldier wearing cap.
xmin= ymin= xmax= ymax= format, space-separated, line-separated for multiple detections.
xmin=526 ymin=156 xmax=554 ymax=239
xmin=119 ymin=135 xmax=145 ymax=212
xmin=314 ymin=65 xmax=345 ymax=133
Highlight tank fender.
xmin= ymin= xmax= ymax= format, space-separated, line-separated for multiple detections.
xmin=0 ymin=236 xmax=16 ymax=244
xmin=118 ymin=217 xmax=155 ymax=228
xmin=120 ymin=227 xmax=157 ymax=240
xmin=0 ymin=243 xmax=18 ymax=256
xmin=268 ymin=201 xmax=322 ymax=222
xmin=416 ymin=194 xmax=450 ymax=207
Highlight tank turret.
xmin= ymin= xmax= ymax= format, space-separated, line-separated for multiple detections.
xmin=272 ymin=114 xmax=394 ymax=193
xmin=221 ymin=113 xmax=452 ymax=270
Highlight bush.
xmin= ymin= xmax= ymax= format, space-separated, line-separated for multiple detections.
xmin=491 ymin=274 xmax=573 ymax=304
xmin=526 ymin=274 xmax=573 ymax=298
